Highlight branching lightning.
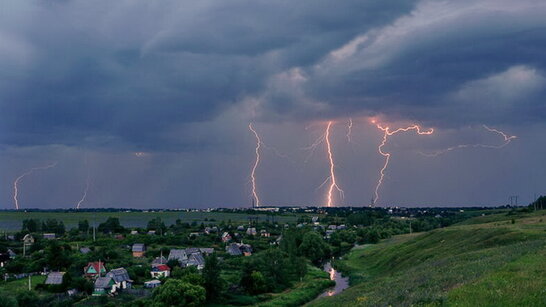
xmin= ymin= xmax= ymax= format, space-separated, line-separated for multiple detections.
xmin=249 ymin=123 xmax=262 ymax=207
xmin=420 ymin=125 xmax=517 ymax=157
xmin=13 ymin=162 xmax=58 ymax=210
xmin=372 ymin=120 xmax=433 ymax=206
xmin=325 ymin=121 xmax=344 ymax=207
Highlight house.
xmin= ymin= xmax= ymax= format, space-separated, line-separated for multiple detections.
xmin=221 ymin=232 xmax=232 ymax=243
xmin=147 ymin=230 xmax=156 ymax=235
xmin=328 ymin=225 xmax=337 ymax=230
xmin=130 ymin=230 xmax=139 ymax=235
xmin=246 ymin=227 xmax=257 ymax=236
xmin=204 ymin=227 xmax=212 ymax=234
xmin=168 ymin=249 xmax=188 ymax=263
xmin=132 ymin=244 xmax=145 ymax=257
xmin=185 ymin=253 xmax=205 ymax=269
xmin=114 ymin=234 xmax=124 ymax=240
xmin=312 ymin=216 xmax=319 ymax=223
xmin=337 ymin=225 xmax=347 ymax=230
xmin=199 ymin=248 xmax=214 ymax=255
xmin=151 ymin=264 xmax=171 ymax=278
xmin=45 ymin=272 xmax=65 ymax=285
xmin=84 ymin=262 xmax=106 ymax=279
xmin=226 ymin=243 xmax=252 ymax=256
xmin=93 ymin=277 xmax=115 ymax=296
xmin=80 ymin=247 xmax=91 ymax=254
xmin=106 ymin=268 xmax=132 ymax=290
xmin=189 ymin=232 xmax=200 ymax=237
xmin=151 ymin=256 xmax=167 ymax=266
xmin=240 ymin=244 xmax=253 ymax=256
xmin=43 ymin=233 xmax=56 ymax=240
xmin=168 ymin=248 xmax=210 ymax=269
xmin=325 ymin=230 xmax=335 ymax=239
xmin=7 ymin=249 xmax=16 ymax=259
xmin=226 ymin=243 xmax=242 ymax=256
xmin=144 ymin=279 xmax=161 ymax=288
xmin=22 ymin=234 xmax=35 ymax=245
xmin=260 ymin=229 xmax=270 ymax=237
xmin=236 ymin=225 xmax=245 ymax=231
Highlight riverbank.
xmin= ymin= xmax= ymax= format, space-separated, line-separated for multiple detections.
xmin=307 ymin=211 xmax=546 ymax=306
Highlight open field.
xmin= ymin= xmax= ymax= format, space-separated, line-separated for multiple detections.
xmin=309 ymin=210 xmax=546 ymax=307
xmin=0 ymin=211 xmax=298 ymax=232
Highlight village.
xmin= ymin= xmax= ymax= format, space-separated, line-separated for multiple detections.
xmin=0 ymin=207 xmax=474 ymax=306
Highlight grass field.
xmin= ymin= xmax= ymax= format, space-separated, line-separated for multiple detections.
xmin=0 ymin=211 xmax=298 ymax=231
xmin=309 ymin=211 xmax=546 ymax=307
xmin=1 ymin=275 xmax=46 ymax=292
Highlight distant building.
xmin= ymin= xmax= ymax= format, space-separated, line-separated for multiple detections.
xmin=130 ymin=230 xmax=139 ymax=235
xmin=93 ymin=277 xmax=115 ymax=296
xmin=226 ymin=243 xmax=252 ymax=256
xmin=168 ymin=248 xmax=211 ymax=269
xmin=246 ymin=228 xmax=257 ymax=236
xmin=151 ymin=264 xmax=171 ymax=278
xmin=144 ymin=279 xmax=161 ymax=288
xmin=43 ymin=233 xmax=56 ymax=240
xmin=147 ymin=230 xmax=156 ymax=235
xmin=106 ymin=268 xmax=132 ymax=290
xmin=221 ymin=232 xmax=232 ymax=243
xmin=45 ymin=272 xmax=66 ymax=285
xmin=80 ymin=247 xmax=91 ymax=254
xmin=260 ymin=229 xmax=270 ymax=237
xmin=132 ymin=244 xmax=146 ymax=257
xmin=152 ymin=256 xmax=167 ymax=266
xmin=84 ymin=262 xmax=106 ymax=279
xmin=168 ymin=249 xmax=188 ymax=263
xmin=22 ymin=234 xmax=35 ymax=245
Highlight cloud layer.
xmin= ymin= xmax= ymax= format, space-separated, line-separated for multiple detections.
xmin=1 ymin=0 xmax=545 ymax=208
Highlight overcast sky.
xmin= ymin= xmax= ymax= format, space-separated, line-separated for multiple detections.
xmin=1 ymin=0 xmax=545 ymax=209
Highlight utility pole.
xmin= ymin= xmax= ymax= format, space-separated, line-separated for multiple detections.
xmin=93 ymin=215 xmax=96 ymax=242
xmin=28 ymin=275 xmax=31 ymax=291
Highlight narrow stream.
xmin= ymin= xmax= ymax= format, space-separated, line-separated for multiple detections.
xmin=318 ymin=261 xmax=350 ymax=298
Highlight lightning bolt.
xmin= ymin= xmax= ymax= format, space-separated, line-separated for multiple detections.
xmin=372 ymin=120 xmax=433 ymax=206
xmin=325 ymin=121 xmax=344 ymax=207
xmin=13 ymin=162 xmax=58 ymax=210
xmin=249 ymin=123 xmax=262 ymax=207
xmin=420 ymin=125 xmax=517 ymax=157
xmin=77 ymin=174 xmax=90 ymax=209
xmin=346 ymin=118 xmax=353 ymax=143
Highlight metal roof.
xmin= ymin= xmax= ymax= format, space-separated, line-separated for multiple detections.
xmin=168 ymin=249 xmax=187 ymax=261
xmin=45 ymin=272 xmax=65 ymax=285
xmin=132 ymin=243 xmax=145 ymax=252
xmin=94 ymin=277 xmax=113 ymax=289
xmin=106 ymin=268 xmax=131 ymax=283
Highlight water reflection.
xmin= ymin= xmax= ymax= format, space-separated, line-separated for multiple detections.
xmin=319 ymin=261 xmax=349 ymax=297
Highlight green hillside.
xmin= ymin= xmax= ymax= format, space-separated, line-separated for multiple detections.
xmin=309 ymin=211 xmax=546 ymax=307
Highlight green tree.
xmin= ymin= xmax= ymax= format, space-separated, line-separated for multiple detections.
xmin=22 ymin=219 xmax=40 ymax=233
xmin=98 ymin=217 xmax=124 ymax=233
xmin=299 ymin=232 xmax=330 ymax=264
xmin=203 ymin=254 xmax=223 ymax=299
xmin=78 ymin=220 xmax=89 ymax=233
xmin=153 ymin=279 xmax=205 ymax=307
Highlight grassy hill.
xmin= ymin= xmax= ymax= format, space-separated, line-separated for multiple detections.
xmin=309 ymin=210 xmax=546 ymax=307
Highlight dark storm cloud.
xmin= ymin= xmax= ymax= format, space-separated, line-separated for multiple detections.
xmin=0 ymin=0 xmax=417 ymax=151
xmin=254 ymin=1 xmax=546 ymax=127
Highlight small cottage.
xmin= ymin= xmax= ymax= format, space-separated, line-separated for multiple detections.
xmin=132 ymin=243 xmax=145 ymax=257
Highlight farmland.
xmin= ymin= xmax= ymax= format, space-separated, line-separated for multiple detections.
xmin=0 ymin=210 xmax=298 ymax=232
